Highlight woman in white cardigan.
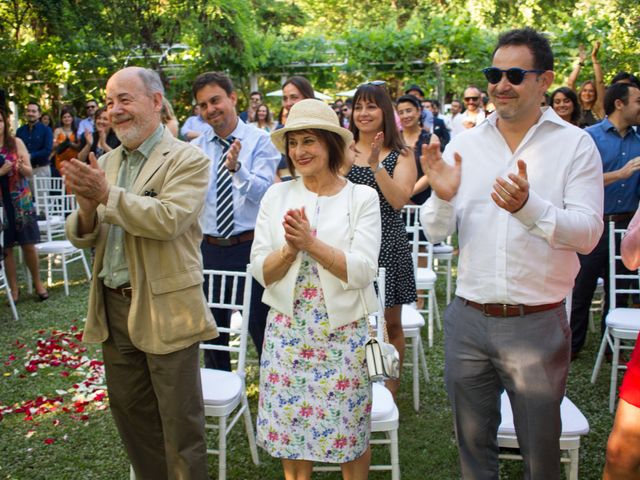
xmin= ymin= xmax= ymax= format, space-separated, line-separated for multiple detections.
xmin=251 ymin=99 xmax=381 ymax=480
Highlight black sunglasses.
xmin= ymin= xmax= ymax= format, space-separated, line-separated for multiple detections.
xmin=464 ymin=96 xmax=479 ymax=102
xmin=482 ymin=67 xmax=545 ymax=85
xmin=360 ymin=80 xmax=386 ymax=87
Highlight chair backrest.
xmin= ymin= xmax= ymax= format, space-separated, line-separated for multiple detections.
xmin=41 ymin=193 xmax=77 ymax=241
xmin=201 ymin=266 xmax=252 ymax=375
xmin=608 ymin=220 xmax=640 ymax=310
xmin=402 ymin=204 xmax=421 ymax=234
xmin=408 ymin=223 xmax=434 ymax=272
xmin=33 ymin=177 xmax=65 ymax=210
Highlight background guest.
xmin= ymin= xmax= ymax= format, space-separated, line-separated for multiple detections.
xmin=0 ymin=108 xmax=48 ymax=302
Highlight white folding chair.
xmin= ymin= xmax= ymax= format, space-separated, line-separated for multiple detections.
xmin=0 ymin=209 xmax=18 ymax=320
xmin=314 ymin=268 xmax=400 ymax=479
xmin=34 ymin=194 xmax=92 ymax=295
xmin=408 ymin=222 xmax=438 ymax=348
xmin=200 ymin=266 xmax=259 ymax=480
xmin=433 ymin=241 xmax=454 ymax=304
xmin=401 ymin=304 xmax=429 ymax=412
xmin=591 ymin=222 xmax=640 ymax=412
xmin=589 ymin=277 xmax=605 ymax=333
xmin=498 ymin=391 xmax=589 ymax=480
xmin=33 ymin=176 xmax=64 ymax=219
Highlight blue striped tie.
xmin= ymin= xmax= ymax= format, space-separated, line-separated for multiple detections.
xmin=215 ymin=136 xmax=235 ymax=238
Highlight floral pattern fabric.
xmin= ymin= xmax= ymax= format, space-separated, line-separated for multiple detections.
xmin=257 ymin=253 xmax=371 ymax=463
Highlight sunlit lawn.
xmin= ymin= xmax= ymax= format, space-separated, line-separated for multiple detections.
xmin=0 ymin=259 xmax=614 ymax=479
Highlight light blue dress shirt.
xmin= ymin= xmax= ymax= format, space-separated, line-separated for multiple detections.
xmin=192 ymin=118 xmax=280 ymax=236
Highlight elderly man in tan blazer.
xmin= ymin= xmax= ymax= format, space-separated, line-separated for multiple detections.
xmin=63 ymin=66 xmax=217 ymax=480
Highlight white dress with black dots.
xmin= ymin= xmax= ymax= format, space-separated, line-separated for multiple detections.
xmin=347 ymin=150 xmax=417 ymax=307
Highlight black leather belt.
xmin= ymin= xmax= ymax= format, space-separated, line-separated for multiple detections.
xmin=604 ymin=212 xmax=635 ymax=223
xmin=460 ymin=297 xmax=564 ymax=317
xmin=105 ymin=285 xmax=133 ymax=299
xmin=204 ymin=231 xmax=254 ymax=247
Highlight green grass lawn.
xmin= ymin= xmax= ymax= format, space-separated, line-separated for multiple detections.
xmin=0 ymin=261 xmax=615 ymax=479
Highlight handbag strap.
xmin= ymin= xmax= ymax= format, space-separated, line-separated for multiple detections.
xmin=349 ymin=182 xmax=390 ymax=344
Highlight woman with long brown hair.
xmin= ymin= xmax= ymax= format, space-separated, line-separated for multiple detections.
xmin=0 ymin=108 xmax=48 ymax=302
xmin=346 ymin=81 xmax=417 ymax=398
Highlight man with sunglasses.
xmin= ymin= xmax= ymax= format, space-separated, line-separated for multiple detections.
xmin=450 ymin=87 xmax=485 ymax=138
xmin=421 ymin=28 xmax=603 ymax=479
xmin=77 ymin=99 xmax=99 ymax=138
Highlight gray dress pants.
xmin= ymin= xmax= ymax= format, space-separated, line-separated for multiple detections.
xmin=444 ymin=297 xmax=570 ymax=480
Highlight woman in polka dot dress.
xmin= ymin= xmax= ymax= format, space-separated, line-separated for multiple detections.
xmin=345 ymin=82 xmax=417 ymax=397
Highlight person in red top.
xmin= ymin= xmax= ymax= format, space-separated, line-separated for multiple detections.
xmin=604 ymin=208 xmax=640 ymax=479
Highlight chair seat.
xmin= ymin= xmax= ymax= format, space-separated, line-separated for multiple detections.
xmin=371 ymin=382 xmax=395 ymax=422
xmin=200 ymin=368 xmax=242 ymax=406
xmin=36 ymin=240 xmax=79 ymax=254
xmin=416 ymin=267 xmax=436 ymax=285
xmin=38 ymin=216 xmax=64 ymax=229
xmin=499 ymin=391 xmax=589 ymax=436
xmin=401 ymin=305 xmax=425 ymax=329
xmin=606 ymin=308 xmax=640 ymax=331
xmin=433 ymin=244 xmax=454 ymax=255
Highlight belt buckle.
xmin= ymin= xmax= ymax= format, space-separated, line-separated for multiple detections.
xmin=121 ymin=287 xmax=132 ymax=298
xmin=218 ymin=237 xmax=233 ymax=247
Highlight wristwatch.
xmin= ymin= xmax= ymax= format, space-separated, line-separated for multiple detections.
xmin=228 ymin=162 xmax=241 ymax=173
xmin=371 ymin=163 xmax=384 ymax=174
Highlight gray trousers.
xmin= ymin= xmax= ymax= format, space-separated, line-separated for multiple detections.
xmin=103 ymin=288 xmax=209 ymax=480
xmin=444 ymin=297 xmax=570 ymax=480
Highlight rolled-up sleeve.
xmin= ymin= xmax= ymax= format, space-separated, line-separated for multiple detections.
xmin=341 ymin=188 xmax=381 ymax=290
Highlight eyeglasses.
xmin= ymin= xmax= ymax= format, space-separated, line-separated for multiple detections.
xmin=342 ymin=108 xmax=350 ymax=113
xmin=464 ymin=96 xmax=479 ymax=102
xmin=360 ymin=80 xmax=386 ymax=87
xmin=482 ymin=67 xmax=545 ymax=85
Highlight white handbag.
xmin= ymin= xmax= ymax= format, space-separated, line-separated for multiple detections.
xmin=365 ymin=319 xmax=400 ymax=381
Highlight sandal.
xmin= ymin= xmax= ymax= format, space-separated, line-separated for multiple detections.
xmin=35 ymin=288 xmax=49 ymax=301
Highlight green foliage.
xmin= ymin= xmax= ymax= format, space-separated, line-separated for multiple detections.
xmin=0 ymin=0 xmax=637 ymax=116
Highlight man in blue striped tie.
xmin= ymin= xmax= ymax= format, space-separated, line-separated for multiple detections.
xmin=191 ymin=72 xmax=280 ymax=370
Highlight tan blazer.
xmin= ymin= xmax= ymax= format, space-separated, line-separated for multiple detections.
xmin=66 ymin=128 xmax=218 ymax=354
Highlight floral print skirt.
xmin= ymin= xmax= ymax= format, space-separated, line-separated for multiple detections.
xmin=257 ymin=254 xmax=371 ymax=463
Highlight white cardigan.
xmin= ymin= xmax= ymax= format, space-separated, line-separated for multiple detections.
xmin=251 ymin=179 xmax=381 ymax=330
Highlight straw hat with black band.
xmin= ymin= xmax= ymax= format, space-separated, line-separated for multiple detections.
xmin=270 ymin=99 xmax=353 ymax=154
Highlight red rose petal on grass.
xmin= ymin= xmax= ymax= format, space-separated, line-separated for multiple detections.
xmin=60 ymin=371 xmax=69 ymax=377
xmin=70 ymin=326 xmax=78 ymax=332
xmin=44 ymin=438 xmax=55 ymax=445
xmin=80 ymin=415 xmax=89 ymax=422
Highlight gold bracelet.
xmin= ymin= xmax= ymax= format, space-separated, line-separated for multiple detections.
xmin=279 ymin=245 xmax=295 ymax=264
xmin=323 ymin=247 xmax=336 ymax=271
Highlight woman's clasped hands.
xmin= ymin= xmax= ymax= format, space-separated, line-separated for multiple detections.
xmin=282 ymin=207 xmax=314 ymax=256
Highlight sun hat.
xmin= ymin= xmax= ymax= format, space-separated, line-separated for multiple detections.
xmin=270 ymin=99 xmax=353 ymax=154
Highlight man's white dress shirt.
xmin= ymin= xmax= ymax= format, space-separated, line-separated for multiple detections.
xmin=421 ymin=107 xmax=604 ymax=305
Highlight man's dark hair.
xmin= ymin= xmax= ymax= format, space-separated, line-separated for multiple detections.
xmin=344 ymin=98 xmax=353 ymax=107
xmin=85 ymin=99 xmax=99 ymax=105
xmin=192 ymin=72 xmax=234 ymax=99
xmin=493 ymin=28 xmax=554 ymax=72
xmin=610 ymin=71 xmax=640 ymax=89
xmin=604 ymin=82 xmax=639 ymax=116
xmin=250 ymin=91 xmax=262 ymax=99
xmin=27 ymin=102 xmax=41 ymax=112
xmin=430 ymin=99 xmax=441 ymax=110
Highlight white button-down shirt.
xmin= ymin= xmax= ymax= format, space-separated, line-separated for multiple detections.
xmin=192 ymin=118 xmax=279 ymax=236
xmin=420 ymin=107 xmax=604 ymax=305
